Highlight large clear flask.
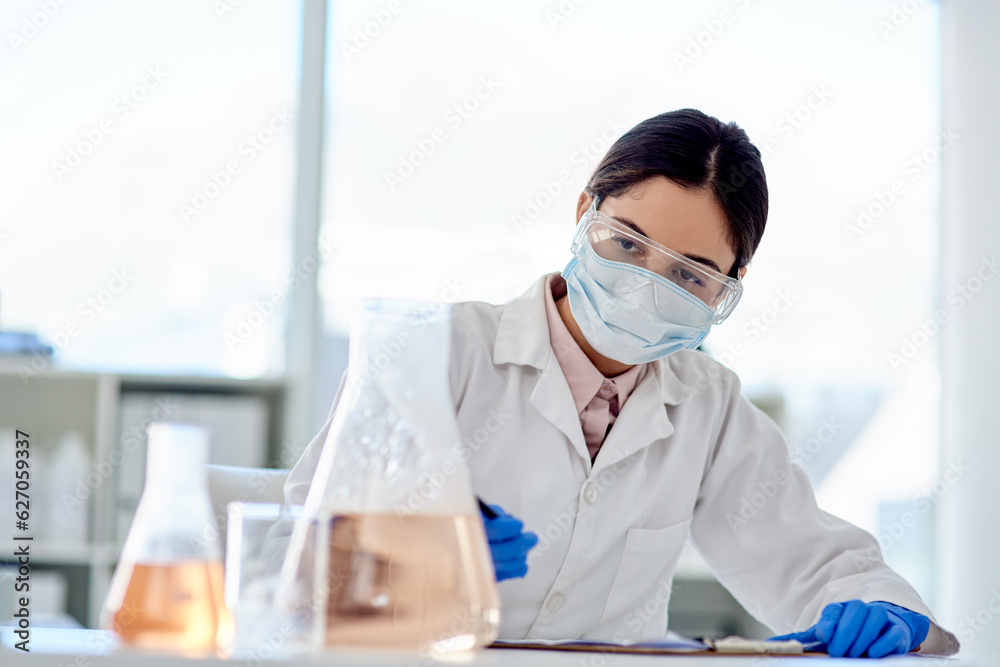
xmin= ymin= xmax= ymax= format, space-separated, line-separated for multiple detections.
xmin=101 ymin=423 xmax=231 ymax=653
xmin=280 ymin=301 xmax=500 ymax=653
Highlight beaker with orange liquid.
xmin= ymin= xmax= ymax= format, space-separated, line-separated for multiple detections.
xmin=278 ymin=301 xmax=500 ymax=654
xmin=101 ymin=423 xmax=231 ymax=654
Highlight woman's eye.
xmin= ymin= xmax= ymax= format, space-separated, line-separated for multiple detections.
xmin=613 ymin=237 xmax=638 ymax=253
xmin=676 ymin=268 xmax=706 ymax=287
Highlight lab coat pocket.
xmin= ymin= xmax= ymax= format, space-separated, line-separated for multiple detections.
xmin=597 ymin=517 xmax=693 ymax=636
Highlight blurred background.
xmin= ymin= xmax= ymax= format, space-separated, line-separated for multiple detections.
xmin=0 ymin=0 xmax=996 ymax=651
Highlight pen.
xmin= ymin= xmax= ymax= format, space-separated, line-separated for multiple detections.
xmin=477 ymin=496 xmax=498 ymax=518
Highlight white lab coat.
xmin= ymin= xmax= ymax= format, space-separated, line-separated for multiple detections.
xmin=285 ymin=274 xmax=959 ymax=655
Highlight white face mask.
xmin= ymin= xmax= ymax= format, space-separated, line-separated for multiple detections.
xmin=561 ymin=241 xmax=715 ymax=365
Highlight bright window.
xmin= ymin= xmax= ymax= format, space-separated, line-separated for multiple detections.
xmin=0 ymin=0 xmax=300 ymax=377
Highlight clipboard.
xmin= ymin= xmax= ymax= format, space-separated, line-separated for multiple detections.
xmin=491 ymin=633 xmax=825 ymax=657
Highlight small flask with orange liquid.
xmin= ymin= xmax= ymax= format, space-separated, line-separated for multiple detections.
xmin=101 ymin=423 xmax=231 ymax=654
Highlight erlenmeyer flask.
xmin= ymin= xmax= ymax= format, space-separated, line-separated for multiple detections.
xmin=102 ymin=423 xmax=231 ymax=653
xmin=280 ymin=301 xmax=500 ymax=654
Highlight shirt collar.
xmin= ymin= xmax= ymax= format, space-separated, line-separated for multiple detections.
xmin=493 ymin=273 xmax=692 ymax=406
xmin=543 ymin=274 xmax=643 ymax=414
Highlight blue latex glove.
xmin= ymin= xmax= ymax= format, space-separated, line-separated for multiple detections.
xmin=769 ymin=600 xmax=930 ymax=658
xmin=479 ymin=503 xmax=539 ymax=581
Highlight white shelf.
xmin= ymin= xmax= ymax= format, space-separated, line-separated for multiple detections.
xmin=0 ymin=368 xmax=286 ymax=628
xmin=3 ymin=542 xmax=95 ymax=566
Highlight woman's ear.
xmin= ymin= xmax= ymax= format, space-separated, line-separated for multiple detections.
xmin=738 ymin=265 xmax=748 ymax=280
xmin=576 ymin=192 xmax=594 ymax=224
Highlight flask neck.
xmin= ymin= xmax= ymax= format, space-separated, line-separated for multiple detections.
xmin=143 ymin=462 xmax=210 ymax=497
xmin=143 ymin=423 xmax=211 ymax=500
xmin=346 ymin=301 xmax=451 ymax=392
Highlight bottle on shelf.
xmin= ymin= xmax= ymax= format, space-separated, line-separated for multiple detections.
xmin=45 ymin=430 xmax=90 ymax=545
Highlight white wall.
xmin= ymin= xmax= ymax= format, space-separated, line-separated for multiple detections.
xmin=939 ymin=0 xmax=1000 ymax=654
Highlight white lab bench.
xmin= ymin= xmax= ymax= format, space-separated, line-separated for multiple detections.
xmin=0 ymin=628 xmax=991 ymax=666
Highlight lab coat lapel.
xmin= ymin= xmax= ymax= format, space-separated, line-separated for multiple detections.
xmin=530 ymin=359 xmax=590 ymax=462
xmin=493 ymin=274 xmax=591 ymax=463
xmin=592 ymin=359 xmax=691 ymax=473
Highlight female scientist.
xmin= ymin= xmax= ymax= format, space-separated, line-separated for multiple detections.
xmin=285 ymin=109 xmax=959 ymax=658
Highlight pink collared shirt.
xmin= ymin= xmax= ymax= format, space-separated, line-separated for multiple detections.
xmin=544 ymin=273 xmax=645 ymax=461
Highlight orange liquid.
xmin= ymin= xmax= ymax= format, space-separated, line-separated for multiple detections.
xmin=323 ymin=514 xmax=500 ymax=652
xmin=108 ymin=561 xmax=232 ymax=653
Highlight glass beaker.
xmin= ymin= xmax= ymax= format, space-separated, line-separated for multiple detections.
xmin=279 ymin=300 xmax=500 ymax=654
xmin=224 ymin=502 xmax=318 ymax=657
xmin=101 ymin=423 xmax=231 ymax=654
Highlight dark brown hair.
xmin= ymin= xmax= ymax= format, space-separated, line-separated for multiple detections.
xmin=585 ymin=109 xmax=768 ymax=276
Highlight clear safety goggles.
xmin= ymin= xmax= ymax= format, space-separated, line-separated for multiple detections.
xmin=570 ymin=202 xmax=743 ymax=324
